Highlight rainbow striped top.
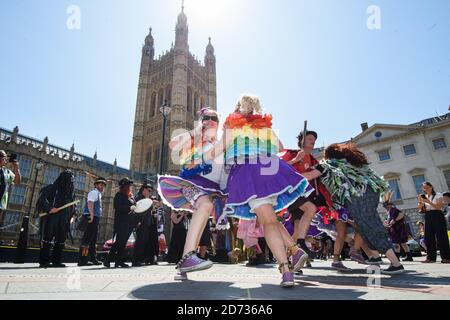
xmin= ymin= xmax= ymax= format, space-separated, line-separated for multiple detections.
xmin=223 ymin=113 xmax=279 ymax=163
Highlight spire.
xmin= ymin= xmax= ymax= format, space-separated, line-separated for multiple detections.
xmin=143 ymin=27 xmax=155 ymax=58
xmin=206 ymin=37 xmax=214 ymax=55
xmin=175 ymin=1 xmax=188 ymax=49
xmin=205 ymin=37 xmax=215 ymax=67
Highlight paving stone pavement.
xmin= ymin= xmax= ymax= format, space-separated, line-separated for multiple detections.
xmin=0 ymin=259 xmax=449 ymax=300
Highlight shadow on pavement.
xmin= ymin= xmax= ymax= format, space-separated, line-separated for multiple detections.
xmin=294 ymin=272 xmax=450 ymax=289
xmin=129 ymin=280 xmax=366 ymax=300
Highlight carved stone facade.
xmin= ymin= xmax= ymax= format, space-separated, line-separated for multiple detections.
xmin=130 ymin=7 xmax=217 ymax=175
xmin=0 ymin=126 xmax=146 ymax=247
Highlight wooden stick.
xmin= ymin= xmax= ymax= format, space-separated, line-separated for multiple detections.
xmin=301 ymin=120 xmax=308 ymax=150
xmin=39 ymin=200 xmax=80 ymax=217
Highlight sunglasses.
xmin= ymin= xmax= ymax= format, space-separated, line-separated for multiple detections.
xmin=202 ymin=115 xmax=218 ymax=122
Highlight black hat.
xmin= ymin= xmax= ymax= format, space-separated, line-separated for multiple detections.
xmin=94 ymin=177 xmax=107 ymax=186
xmin=119 ymin=177 xmax=134 ymax=187
xmin=140 ymin=182 xmax=154 ymax=190
xmin=297 ymin=130 xmax=318 ymax=141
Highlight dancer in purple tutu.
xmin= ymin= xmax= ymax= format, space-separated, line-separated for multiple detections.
xmin=205 ymin=94 xmax=314 ymax=287
xmin=157 ymin=108 xmax=228 ymax=281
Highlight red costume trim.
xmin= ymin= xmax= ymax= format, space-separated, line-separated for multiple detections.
xmin=224 ymin=113 xmax=273 ymax=129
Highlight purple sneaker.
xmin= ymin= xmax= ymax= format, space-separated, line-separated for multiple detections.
xmin=290 ymin=247 xmax=309 ymax=272
xmin=174 ymin=271 xmax=188 ymax=281
xmin=331 ymin=261 xmax=351 ymax=272
xmin=350 ymin=250 xmax=367 ymax=264
xmin=280 ymin=272 xmax=295 ymax=288
xmin=177 ymin=251 xmax=213 ymax=273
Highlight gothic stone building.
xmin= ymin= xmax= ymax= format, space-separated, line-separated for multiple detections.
xmin=0 ymin=126 xmax=146 ymax=248
xmin=130 ymin=7 xmax=217 ymax=175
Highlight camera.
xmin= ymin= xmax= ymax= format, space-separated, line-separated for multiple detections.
xmin=9 ymin=153 xmax=18 ymax=163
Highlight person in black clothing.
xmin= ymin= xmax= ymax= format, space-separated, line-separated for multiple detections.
xmin=146 ymin=198 xmax=161 ymax=264
xmin=38 ymin=170 xmax=76 ymax=268
xmin=132 ymin=183 xmax=154 ymax=267
xmin=418 ymin=182 xmax=450 ymax=264
xmin=103 ymin=178 xmax=136 ymax=268
xmin=167 ymin=211 xmax=188 ymax=263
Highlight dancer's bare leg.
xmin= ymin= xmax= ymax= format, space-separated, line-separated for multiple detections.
xmin=183 ymin=195 xmax=213 ymax=256
xmin=292 ymin=219 xmax=301 ymax=242
xmin=353 ymin=232 xmax=379 ymax=258
xmin=297 ymin=202 xmax=317 ymax=239
xmin=385 ymin=249 xmax=402 ymax=267
xmin=400 ymin=242 xmax=410 ymax=253
xmin=333 ymin=221 xmax=347 ymax=262
xmin=254 ymin=204 xmax=290 ymax=273
xmin=277 ymin=222 xmax=296 ymax=248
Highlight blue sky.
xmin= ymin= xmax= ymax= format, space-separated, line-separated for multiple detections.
xmin=1 ymin=0 xmax=449 ymax=168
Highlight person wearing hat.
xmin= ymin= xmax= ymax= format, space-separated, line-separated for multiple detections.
xmin=0 ymin=150 xmax=21 ymax=214
xmin=279 ymin=131 xmax=324 ymax=259
xmin=78 ymin=177 xmax=107 ymax=266
xmin=132 ymin=183 xmax=154 ymax=267
xmin=103 ymin=177 xmax=136 ymax=268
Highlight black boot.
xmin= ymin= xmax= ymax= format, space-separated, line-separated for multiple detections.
xmin=115 ymin=261 xmax=130 ymax=268
xmin=78 ymin=247 xmax=89 ymax=266
xmin=103 ymin=254 xmax=112 ymax=268
xmin=89 ymin=259 xmax=102 ymax=266
xmin=402 ymin=251 xmax=413 ymax=262
xmin=51 ymin=243 xmax=66 ymax=267
xmin=39 ymin=241 xmax=52 ymax=267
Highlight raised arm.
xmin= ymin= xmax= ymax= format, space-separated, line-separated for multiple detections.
xmin=271 ymin=129 xmax=284 ymax=151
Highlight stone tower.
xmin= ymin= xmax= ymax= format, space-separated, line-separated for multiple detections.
xmin=130 ymin=5 xmax=217 ymax=175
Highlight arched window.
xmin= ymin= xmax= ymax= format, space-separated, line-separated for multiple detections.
xmin=165 ymin=85 xmax=172 ymax=107
xmin=150 ymin=93 xmax=157 ymax=118
xmin=193 ymin=92 xmax=199 ymax=115
xmin=200 ymin=97 xmax=206 ymax=109
xmin=147 ymin=147 xmax=152 ymax=165
xmin=158 ymin=89 xmax=164 ymax=113
xmin=187 ymin=87 xmax=192 ymax=113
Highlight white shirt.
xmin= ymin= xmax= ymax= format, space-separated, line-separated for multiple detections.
xmin=424 ymin=193 xmax=443 ymax=211
xmin=87 ymin=188 xmax=102 ymax=203
xmin=201 ymin=142 xmax=228 ymax=189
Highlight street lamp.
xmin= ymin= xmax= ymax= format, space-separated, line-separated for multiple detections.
xmin=15 ymin=159 xmax=44 ymax=263
xmin=159 ymin=99 xmax=172 ymax=175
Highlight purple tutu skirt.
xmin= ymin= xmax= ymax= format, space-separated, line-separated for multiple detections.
xmin=312 ymin=208 xmax=354 ymax=240
xmin=224 ymin=156 xmax=314 ymax=220
xmin=157 ymin=174 xmax=225 ymax=212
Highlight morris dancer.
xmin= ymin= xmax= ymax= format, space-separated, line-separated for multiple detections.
xmin=157 ymin=108 xmax=228 ymax=281
xmin=38 ymin=170 xmax=76 ymax=268
xmin=205 ymin=94 xmax=313 ymax=287
xmin=307 ymin=143 xmax=405 ymax=274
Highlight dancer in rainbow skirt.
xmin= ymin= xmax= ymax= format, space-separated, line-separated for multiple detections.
xmin=157 ymin=108 xmax=229 ymax=281
xmin=204 ymin=94 xmax=314 ymax=287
